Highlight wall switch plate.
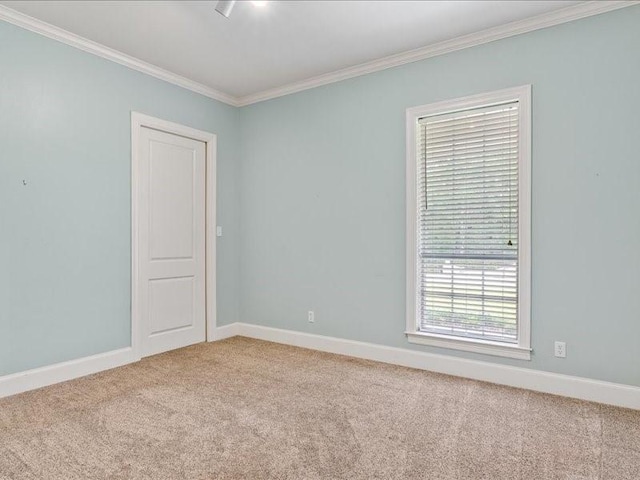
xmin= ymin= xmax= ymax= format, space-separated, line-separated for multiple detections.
xmin=308 ymin=311 xmax=314 ymax=323
xmin=554 ymin=341 xmax=566 ymax=358
xmin=216 ymin=226 xmax=223 ymax=237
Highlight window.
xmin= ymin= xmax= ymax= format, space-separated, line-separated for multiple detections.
xmin=406 ymin=86 xmax=531 ymax=360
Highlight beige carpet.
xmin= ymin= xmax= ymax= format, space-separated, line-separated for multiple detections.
xmin=1 ymin=337 xmax=639 ymax=480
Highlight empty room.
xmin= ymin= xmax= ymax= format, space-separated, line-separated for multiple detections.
xmin=1 ymin=0 xmax=639 ymax=478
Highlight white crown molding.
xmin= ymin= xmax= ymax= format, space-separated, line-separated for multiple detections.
xmin=0 ymin=2 xmax=638 ymax=106
xmin=231 ymin=323 xmax=640 ymax=410
xmin=236 ymin=0 xmax=639 ymax=106
xmin=0 ymin=5 xmax=240 ymax=107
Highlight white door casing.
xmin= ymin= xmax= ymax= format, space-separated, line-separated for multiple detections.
xmin=131 ymin=113 xmax=217 ymax=359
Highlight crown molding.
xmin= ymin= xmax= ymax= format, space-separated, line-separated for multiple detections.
xmin=1 ymin=2 xmax=637 ymax=108
xmin=236 ymin=0 xmax=639 ymax=106
xmin=0 ymin=5 xmax=240 ymax=107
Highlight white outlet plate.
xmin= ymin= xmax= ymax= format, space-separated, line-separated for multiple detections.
xmin=216 ymin=226 xmax=223 ymax=237
xmin=308 ymin=311 xmax=314 ymax=323
xmin=554 ymin=341 xmax=566 ymax=358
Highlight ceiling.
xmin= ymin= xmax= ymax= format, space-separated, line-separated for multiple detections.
xmin=2 ymin=1 xmax=586 ymax=102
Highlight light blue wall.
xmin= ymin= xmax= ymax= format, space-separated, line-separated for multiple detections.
xmin=2 ymin=7 xmax=639 ymax=386
xmin=0 ymin=21 xmax=240 ymax=376
xmin=239 ymin=6 xmax=640 ymax=386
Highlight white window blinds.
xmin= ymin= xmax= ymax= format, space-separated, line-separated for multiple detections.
xmin=417 ymin=101 xmax=520 ymax=344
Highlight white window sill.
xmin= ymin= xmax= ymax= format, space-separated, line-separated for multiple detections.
xmin=406 ymin=331 xmax=531 ymax=361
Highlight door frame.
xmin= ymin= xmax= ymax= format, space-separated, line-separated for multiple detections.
xmin=131 ymin=112 xmax=217 ymax=360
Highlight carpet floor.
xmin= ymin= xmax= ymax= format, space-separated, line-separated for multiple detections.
xmin=0 ymin=337 xmax=639 ymax=479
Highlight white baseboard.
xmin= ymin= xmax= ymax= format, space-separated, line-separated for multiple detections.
xmin=0 ymin=323 xmax=238 ymax=399
xmin=0 ymin=347 xmax=136 ymax=399
xmin=3 ymin=324 xmax=638 ymax=410
xmin=231 ymin=322 xmax=640 ymax=410
xmin=212 ymin=322 xmax=242 ymax=341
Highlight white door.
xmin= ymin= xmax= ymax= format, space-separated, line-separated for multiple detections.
xmin=137 ymin=127 xmax=206 ymax=357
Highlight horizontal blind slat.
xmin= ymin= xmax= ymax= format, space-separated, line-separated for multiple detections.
xmin=425 ymin=122 xmax=519 ymax=143
xmin=417 ymin=100 xmax=520 ymax=345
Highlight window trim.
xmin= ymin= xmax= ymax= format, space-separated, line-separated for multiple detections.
xmin=405 ymin=85 xmax=532 ymax=361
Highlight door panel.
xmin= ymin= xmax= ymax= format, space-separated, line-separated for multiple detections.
xmin=149 ymin=277 xmax=194 ymax=335
xmin=138 ymin=127 xmax=206 ymax=357
xmin=149 ymin=141 xmax=195 ymax=260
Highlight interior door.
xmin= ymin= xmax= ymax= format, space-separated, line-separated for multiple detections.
xmin=138 ymin=126 xmax=206 ymax=357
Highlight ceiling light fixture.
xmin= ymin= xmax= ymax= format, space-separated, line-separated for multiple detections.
xmin=215 ymin=0 xmax=267 ymax=19
xmin=215 ymin=0 xmax=236 ymax=18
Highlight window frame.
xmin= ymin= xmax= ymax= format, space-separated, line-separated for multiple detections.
xmin=405 ymin=85 xmax=532 ymax=361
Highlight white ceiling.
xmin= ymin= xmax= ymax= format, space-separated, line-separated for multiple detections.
xmin=3 ymin=1 xmax=583 ymax=100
